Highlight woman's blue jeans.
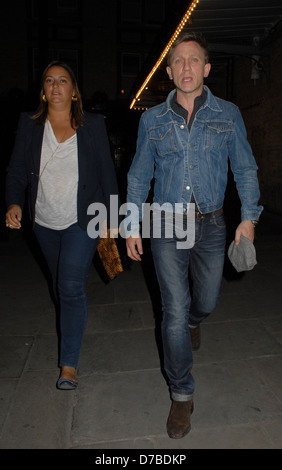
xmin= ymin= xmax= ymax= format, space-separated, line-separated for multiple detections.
xmin=151 ymin=210 xmax=226 ymax=401
xmin=34 ymin=222 xmax=98 ymax=368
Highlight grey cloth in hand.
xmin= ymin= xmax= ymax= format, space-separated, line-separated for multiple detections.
xmin=228 ymin=235 xmax=257 ymax=272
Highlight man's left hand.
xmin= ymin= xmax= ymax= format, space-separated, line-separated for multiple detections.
xmin=235 ymin=220 xmax=255 ymax=246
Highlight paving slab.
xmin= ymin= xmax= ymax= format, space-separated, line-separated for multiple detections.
xmin=0 ymin=211 xmax=282 ymax=451
xmin=0 ymin=371 xmax=75 ymax=449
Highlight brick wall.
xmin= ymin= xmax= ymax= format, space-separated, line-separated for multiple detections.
xmin=232 ymin=33 xmax=282 ymax=214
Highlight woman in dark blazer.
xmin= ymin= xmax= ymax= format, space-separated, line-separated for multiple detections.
xmin=5 ymin=61 xmax=120 ymax=390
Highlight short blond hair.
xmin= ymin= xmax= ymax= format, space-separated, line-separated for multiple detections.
xmin=167 ymin=32 xmax=209 ymax=66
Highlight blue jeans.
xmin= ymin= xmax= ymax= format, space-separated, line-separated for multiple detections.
xmin=34 ymin=222 xmax=98 ymax=368
xmin=150 ymin=210 xmax=226 ymax=401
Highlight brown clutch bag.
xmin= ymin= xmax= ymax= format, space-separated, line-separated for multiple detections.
xmin=97 ymin=230 xmax=123 ymax=280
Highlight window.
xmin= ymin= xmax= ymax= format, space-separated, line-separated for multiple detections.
xmin=57 ymin=0 xmax=78 ymax=11
xmin=57 ymin=49 xmax=79 ymax=78
xmin=121 ymin=30 xmax=142 ymax=45
xmin=121 ymin=0 xmax=141 ymax=22
xmin=145 ymin=0 xmax=164 ymax=24
xmin=122 ymin=53 xmax=141 ymax=76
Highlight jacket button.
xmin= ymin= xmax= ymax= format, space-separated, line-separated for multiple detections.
xmin=180 ymin=124 xmax=185 ymax=129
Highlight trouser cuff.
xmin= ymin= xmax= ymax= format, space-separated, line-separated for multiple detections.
xmin=171 ymin=392 xmax=194 ymax=402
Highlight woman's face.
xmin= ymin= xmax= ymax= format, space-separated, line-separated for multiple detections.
xmin=43 ymin=66 xmax=75 ymax=107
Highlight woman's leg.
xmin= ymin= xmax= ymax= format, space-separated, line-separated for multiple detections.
xmin=34 ymin=223 xmax=61 ymax=303
xmin=57 ymin=223 xmax=98 ymax=369
xmin=34 ymin=223 xmax=98 ymax=373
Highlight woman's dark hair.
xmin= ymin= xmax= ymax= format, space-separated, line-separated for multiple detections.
xmin=31 ymin=60 xmax=84 ymax=128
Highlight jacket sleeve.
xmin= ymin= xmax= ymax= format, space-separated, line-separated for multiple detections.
xmin=5 ymin=113 xmax=30 ymax=210
xmin=126 ymin=113 xmax=155 ymax=235
xmin=227 ymin=108 xmax=263 ymax=221
xmin=90 ymin=114 xmax=120 ymax=229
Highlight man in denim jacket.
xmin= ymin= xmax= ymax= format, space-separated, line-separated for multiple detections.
xmin=126 ymin=33 xmax=263 ymax=439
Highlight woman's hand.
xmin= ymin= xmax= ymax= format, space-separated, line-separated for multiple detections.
xmin=6 ymin=205 xmax=22 ymax=229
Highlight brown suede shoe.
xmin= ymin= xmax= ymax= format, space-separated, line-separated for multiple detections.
xmin=167 ymin=399 xmax=194 ymax=439
xmin=189 ymin=325 xmax=201 ymax=351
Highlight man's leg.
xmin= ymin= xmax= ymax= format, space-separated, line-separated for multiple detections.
xmin=189 ymin=211 xmax=226 ymax=347
xmin=151 ymin=218 xmax=194 ymax=438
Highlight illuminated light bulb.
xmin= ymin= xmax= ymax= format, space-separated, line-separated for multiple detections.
xmin=129 ymin=0 xmax=200 ymax=109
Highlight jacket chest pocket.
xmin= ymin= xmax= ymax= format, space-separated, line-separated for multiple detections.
xmin=206 ymin=122 xmax=233 ymax=150
xmin=149 ymin=125 xmax=177 ymax=156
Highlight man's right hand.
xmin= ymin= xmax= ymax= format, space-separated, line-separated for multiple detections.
xmin=126 ymin=235 xmax=143 ymax=261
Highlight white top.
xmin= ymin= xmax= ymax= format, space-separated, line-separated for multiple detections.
xmin=35 ymin=119 xmax=78 ymax=230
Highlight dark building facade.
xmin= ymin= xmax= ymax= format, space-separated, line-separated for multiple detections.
xmin=0 ymin=0 xmax=188 ymax=104
xmin=1 ymin=0 xmax=281 ymax=215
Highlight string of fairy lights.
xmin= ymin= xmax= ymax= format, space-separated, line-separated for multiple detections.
xmin=130 ymin=0 xmax=200 ymax=110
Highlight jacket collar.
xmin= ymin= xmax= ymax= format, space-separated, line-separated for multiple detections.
xmin=156 ymin=85 xmax=222 ymax=118
xmin=31 ymin=121 xmax=45 ymax=173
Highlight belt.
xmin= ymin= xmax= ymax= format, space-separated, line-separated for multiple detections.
xmin=195 ymin=207 xmax=223 ymax=219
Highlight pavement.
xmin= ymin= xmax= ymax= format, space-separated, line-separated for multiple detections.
xmin=0 ymin=210 xmax=282 ymax=451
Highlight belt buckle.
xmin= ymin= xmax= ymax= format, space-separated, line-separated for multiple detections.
xmin=196 ymin=211 xmax=205 ymax=219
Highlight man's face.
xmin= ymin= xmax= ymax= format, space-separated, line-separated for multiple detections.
xmin=166 ymin=41 xmax=211 ymax=98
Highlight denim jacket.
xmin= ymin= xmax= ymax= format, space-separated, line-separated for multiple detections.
xmin=127 ymin=86 xmax=263 ymax=234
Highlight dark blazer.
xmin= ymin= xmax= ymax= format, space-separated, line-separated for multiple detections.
xmin=5 ymin=111 xmax=120 ymax=230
